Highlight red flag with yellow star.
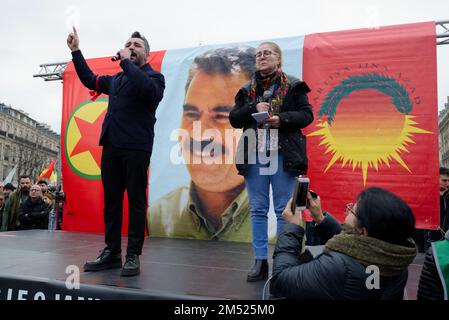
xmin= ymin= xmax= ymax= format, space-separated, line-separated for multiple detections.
xmin=61 ymin=52 xmax=165 ymax=233
xmin=302 ymin=22 xmax=439 ymax=228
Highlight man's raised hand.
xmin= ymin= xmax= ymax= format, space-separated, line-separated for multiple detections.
xmin=67 ymin=26 xmax=80 ymax=52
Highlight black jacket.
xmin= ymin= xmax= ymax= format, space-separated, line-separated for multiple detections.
xmin=18 ymin=198 xmax=51 ymax=230
xmin=0 ymin=205 xmax=4 ymax=228
xmin=415 ymin=192 xmax=449 ymax=253
xmin=71 ymin=50 xmax=165 ymax=154
xmin=271 ymin=214 xmax=408 ymax=299
xmin=229 ymin=75 xmax=314 ymax=176
xmin=440 ymin=192 xmax=449 ymax=233
xmin=417 ymin=232 xmax=448 ymax=300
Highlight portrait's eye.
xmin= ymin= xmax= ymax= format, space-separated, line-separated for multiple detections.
xmin=211 ymin=106 xmax=232 ymax=123
xmin=213 ymin=112 xmax=230 ymax=122
xmin=183 ymin=111 xmax=201 ymax=121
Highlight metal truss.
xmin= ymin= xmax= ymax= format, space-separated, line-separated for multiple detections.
xmin=34 ymin=20 xmax=449 ymax=83
xmin=33 ymin=62 xmax=68 ymax=81
xmin=437 ymin=20 xmax=449 ymax=45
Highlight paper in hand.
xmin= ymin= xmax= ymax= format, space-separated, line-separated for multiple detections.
xmin=251 ymin=111 xmax=270 ymax=123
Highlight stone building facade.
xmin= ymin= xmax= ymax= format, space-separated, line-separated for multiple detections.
xmin=0 ymin=103 xmax=59 ymax=183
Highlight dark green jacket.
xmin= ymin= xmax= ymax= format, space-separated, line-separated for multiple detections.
xmin=417 ymin=231 xmax=449 ymax=300
xmin=1 ymin=190 xmax=29 ymax=231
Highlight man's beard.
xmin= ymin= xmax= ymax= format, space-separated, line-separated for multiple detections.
xmin=131 ymin=53 xmax=144 ymax=67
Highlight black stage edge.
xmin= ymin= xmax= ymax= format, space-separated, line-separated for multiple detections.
xmin=0 ymin=230 xmax=424 ymax=300
xmin=0 ymin=230 xmax=270 ymax=300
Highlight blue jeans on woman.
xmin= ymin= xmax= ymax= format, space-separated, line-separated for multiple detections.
xmin=244 ymin=151 xmax=297 ymax=259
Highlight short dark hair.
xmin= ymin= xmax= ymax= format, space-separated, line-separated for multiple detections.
xmin=440 ymin=167 xmax=449 ymax=176
xmin=131 ymin=31 xmax=150 ymax=54
xmin=19 ymin=175 xmax=31 ymax=181
xmin=37 ymin=180 xmax=48 ymax=185
xmin=4 ymin=183 xmax=15 ymax=191
xmin=185 ymin=46 xmax=256 ymax=93
xmin=355 ymin=187 xmax=415 ymax=245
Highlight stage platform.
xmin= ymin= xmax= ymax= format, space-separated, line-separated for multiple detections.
xmin=0 ymin=230 xmax=424 ymax=300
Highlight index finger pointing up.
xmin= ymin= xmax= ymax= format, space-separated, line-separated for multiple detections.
xmin=73 ymin=26 xmax=78 ymax=35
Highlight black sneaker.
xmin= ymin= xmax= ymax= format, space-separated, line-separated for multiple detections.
xmin=120 ymin=254 xmax=140 ymax=277
xmin=83 ymin=248 xmax=122 ymax=272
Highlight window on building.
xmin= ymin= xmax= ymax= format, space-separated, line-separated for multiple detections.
xmin=4 ymin=145 xmax=10 ymax=161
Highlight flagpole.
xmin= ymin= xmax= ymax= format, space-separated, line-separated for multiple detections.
xmin=56 ymin=146 xmax=62 ymax=188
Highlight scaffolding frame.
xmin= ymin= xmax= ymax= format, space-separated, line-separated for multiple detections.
xmin=33 ymin=62 xmax=68 ymax=82
xmin=436 ymin=20 xmax=449 ymax=45
xmin=33 ymin=20 xmax=449 ymax=82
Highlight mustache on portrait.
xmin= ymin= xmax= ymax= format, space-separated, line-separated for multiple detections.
xmin=183 ymin=137 xmax=228 ymax=156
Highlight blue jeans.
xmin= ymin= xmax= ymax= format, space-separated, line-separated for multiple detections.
xmin=244 ymin=151 xmax=297 ymax=259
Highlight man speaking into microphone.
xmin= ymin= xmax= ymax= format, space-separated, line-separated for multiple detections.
xmin=66 ymin=27 xmax=165 ymax=276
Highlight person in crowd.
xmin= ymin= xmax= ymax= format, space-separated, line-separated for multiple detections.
xmin=149 ymin=46 xmax=257 ymax=242
xmin=270 ymin=187 xmax=417 ymax=299
xmin=0 ymin=192 xmax=5 ymax=229
xmin=1 ymin=175 xmax=32 ymax=231
xmin=43 ymin=193 xmax=57 ymax=229
xmin=18 ymin=185 xmax=51 ymax=230
xmin=414 ymin=167 xmax=449 ymax=252
xmin=3 ymin=183 xmax=16 ymax=201
xmin=43 ymin=193 xmax=54 ymax=208
xmin=432 ymin=168 xmax=449 ymax=239
xmin=229 ymin=41 xmax=314 ymax=282
xmin=67 ymin=27 xmax=165 ymax=276
xmin=37 ymin=180 xmax=53 ymax=198
xmin=417 ymin=230 xmax=449 ymax=300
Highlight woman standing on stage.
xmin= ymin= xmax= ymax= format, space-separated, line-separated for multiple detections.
xmin=230 ymin=42 xmax=314 ymax=282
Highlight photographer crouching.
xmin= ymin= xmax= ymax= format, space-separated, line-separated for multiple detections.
xmin=270 ymin=187 xmax=417 ymax=299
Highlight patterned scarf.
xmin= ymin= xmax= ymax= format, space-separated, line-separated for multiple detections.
xmin=249 ymin=70 xmax=290 ymax=114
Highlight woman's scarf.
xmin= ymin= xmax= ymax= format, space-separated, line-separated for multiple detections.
xmin=249 ymin=70 xmax=290 ymax=114
xmin=324 ymin=224 xmax=417 ymax=277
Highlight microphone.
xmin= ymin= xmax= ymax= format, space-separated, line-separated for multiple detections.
xmin=261 ymin=89 xmax=273 ymax=129
xmin=262 ymin=89 xmax=273 ymax=103
xmin=111 ymin=52 xmax=120 ymax=61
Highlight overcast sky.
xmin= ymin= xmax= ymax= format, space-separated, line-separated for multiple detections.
xmin=1 ymin=0 xmax=448 ymax=134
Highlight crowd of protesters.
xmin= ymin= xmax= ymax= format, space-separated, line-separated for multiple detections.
xmin=0 ymin=175 xmax=60 ymax=231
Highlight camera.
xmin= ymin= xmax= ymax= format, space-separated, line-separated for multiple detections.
xmin=52 ymin=185 xmax=66 ymax=202
xmin=291 ymin=177 xmax=310 ymax=211
xmin=55 ymin=191 xmax=66 ymax=202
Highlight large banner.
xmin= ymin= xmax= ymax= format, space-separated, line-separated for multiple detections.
xmin=61 ymin=21 xmax=438 ymax=238
xmin=303 ymin=22 xmax=439 ymax=228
